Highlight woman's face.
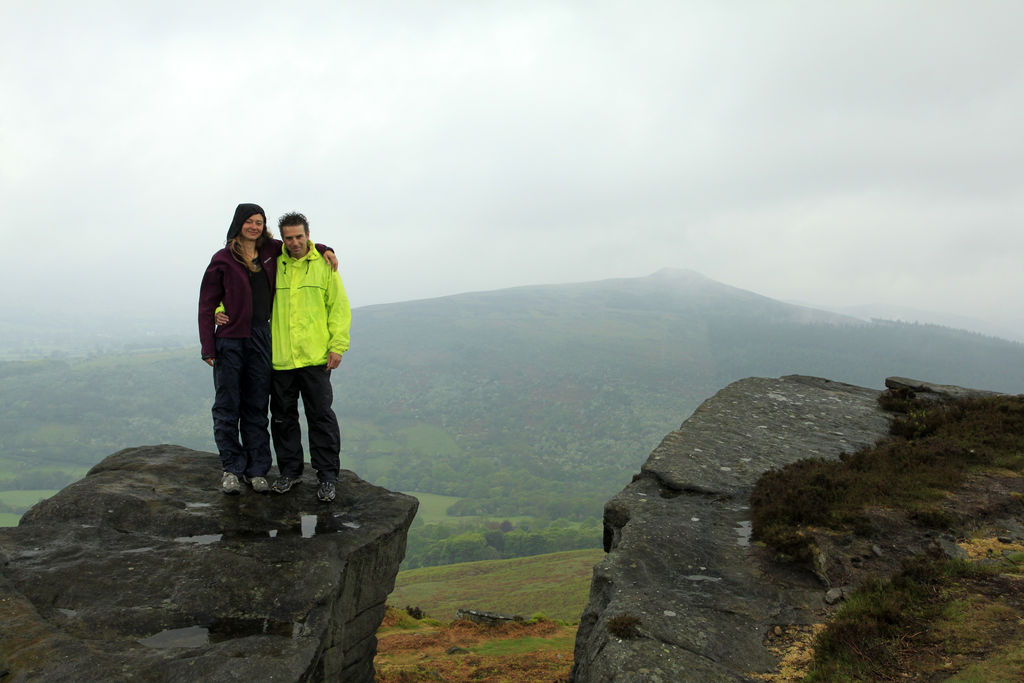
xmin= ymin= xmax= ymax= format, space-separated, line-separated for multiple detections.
xmin=240 ymin=214 xmax=265 ymax=241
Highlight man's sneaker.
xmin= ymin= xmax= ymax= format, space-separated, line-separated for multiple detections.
xmin=220 ymin=471 xmax=241 ymax=495
xmin=316 ymin=480 xmax=337 ymax=503
xmin=247 ymin=476 xmax=270 ymax=493
xmin=271 ymin=476 xmax=298 ymax=494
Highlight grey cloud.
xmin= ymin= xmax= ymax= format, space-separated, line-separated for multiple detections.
xmin=1 ymin=1 xmax=1022 ymax=336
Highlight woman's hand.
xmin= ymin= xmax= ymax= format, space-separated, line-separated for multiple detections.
xmin=324 ymin=250 xmax=339 ymax=272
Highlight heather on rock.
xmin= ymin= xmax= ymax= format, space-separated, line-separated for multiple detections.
xmin=572 ymin=375 xmax=1024 ymax=681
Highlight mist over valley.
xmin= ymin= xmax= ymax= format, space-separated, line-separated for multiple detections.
xmin=2 ymin=270 xmax=1022 ymax=566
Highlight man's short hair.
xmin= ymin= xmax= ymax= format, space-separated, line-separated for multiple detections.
xmin=278 ymin=212 xmax=309 ymax=234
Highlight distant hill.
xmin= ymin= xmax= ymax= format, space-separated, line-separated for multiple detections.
xmin=797 ymin=300 xmax=1024 ymax=344
xmin=335 ymin=269 xmax=1024 ymax=513
xmin=2 ymin=269 xmax=1022 ymax=530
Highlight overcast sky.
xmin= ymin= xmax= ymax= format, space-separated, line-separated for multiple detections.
xmin=2 ymin=1 xmax=1022 ymax=339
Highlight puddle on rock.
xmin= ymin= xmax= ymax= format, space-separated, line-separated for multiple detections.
xmin=735 ymin=520 xmax=753 ymax=547
xmin=139 ymin=618 xmax=296 ymax=649
xmin=174 ymin=534 xmax=223 ymax=545
xmin=297 ymin=512 xmax=359 ymax=536
xmin=139 ymin=625 xmax=209 ymax=649
xmin=301 ymin=514 xmax=318 ymax=538
xmin=171 ymin=512 xmax=359 ymax=544
xmin=209 ymin=616 xmax=297 ymax=642
xmin=185 ymin=502 xmax=212 ymax=509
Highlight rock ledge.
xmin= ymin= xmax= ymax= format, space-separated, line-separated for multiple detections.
xmin=0 ymin=445 xmax=417 ymax=682
xmin=572 ymin=375 xmax=891 ymax=682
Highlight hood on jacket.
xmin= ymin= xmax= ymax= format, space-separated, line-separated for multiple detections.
xmin=226 ymin=203 xmax=268 ymax=241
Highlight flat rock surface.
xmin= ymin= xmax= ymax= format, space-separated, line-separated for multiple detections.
xmin=884 ymin=376 xmax=1003 ymax=400
xmin=0 ymin=445 xmax=418 ymax=682
xmin=572 ymin=375 xmax=891 ymax=682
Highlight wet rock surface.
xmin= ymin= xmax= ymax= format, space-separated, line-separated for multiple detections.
xmin=572 ymin=375 xmax=892 ymax=682
xmin=0 ymin=445 xmax=418 ymax=682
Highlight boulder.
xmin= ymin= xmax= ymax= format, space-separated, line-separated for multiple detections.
xmin=571 ymin=375 xmax=891 ymax=681
xmin=454 ymin=608 xmax=523 ymax=626
xmin=884 ymin=376 xmax=1002 ymax=400
xmin=0 ymin=445 xmax=418 ymax=682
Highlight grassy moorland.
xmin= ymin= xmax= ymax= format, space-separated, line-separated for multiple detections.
xmin=387 ymin=548 xmax=604 ymax=623
xmin=377 ymin=548 xmax=605 ymax=681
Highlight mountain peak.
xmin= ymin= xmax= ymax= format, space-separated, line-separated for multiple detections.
xmin=647 ymin=267 xmax=709 ymax=280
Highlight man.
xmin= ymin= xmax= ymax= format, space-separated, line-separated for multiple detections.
xmin=269 ymin=212 xmax=351 ymax=502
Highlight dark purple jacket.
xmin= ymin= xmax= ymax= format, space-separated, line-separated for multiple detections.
xmin=198 ymin=239 xmax=330 ymax=359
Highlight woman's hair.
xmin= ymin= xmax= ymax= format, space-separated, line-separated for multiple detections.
xmin=227 ymin=228 xmax=273 ymax=272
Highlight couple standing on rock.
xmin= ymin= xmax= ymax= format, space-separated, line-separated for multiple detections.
xmin=198 ymin=203 xmax=351 ymax=503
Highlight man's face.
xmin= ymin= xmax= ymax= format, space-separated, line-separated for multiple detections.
xmin=281 ymin=224 xmax=310 ymax=258
xmin=241 ymin=214 xmax=265 ymax=241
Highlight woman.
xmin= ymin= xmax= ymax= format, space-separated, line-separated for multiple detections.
xmin=198 ymin=203 xmax=335 ymax=494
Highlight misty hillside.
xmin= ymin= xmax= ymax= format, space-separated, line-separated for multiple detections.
xmin=336 ymin=268 xmax=1023 ymax=508
xmin=2 ymin=269 xmax=1023 ymax=525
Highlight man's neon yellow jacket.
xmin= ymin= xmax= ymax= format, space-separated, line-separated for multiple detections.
xmin=272 ymin=245 xmax=351 ymax=370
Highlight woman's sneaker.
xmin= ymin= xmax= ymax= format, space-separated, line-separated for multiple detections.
xmin=316 ymin=480 xmax=337 ymax=503
xmin=221 ymin=471 xmax=241 ymax=495
xmin=245 ymin=476 xmax=270 ymax=493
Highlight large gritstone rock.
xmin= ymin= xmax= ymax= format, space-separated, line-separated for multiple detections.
xmin=571 ymin=375 xmax=891 ymax=682
xmin=0 ymin=445 xmax=418 ymax=682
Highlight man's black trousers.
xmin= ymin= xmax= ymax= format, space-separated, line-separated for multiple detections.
xmin=270 ymin=364 xmax=341 ymax=482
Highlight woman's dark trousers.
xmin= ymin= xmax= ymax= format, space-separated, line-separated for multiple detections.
xmin=211 ymin=324 xmax=272 ymax=477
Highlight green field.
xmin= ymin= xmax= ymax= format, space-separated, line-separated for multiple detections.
xmin=0 ymin=489 xmax=59 ymax=526
xmin=470 ymin=633 xmax=577 ymax=656
xmin=0 ymin=489 xmax=58 ymax=507
xmin=405 ymin=491 xmax=461 ymax=523
xmin=0 ymin=460 xmax=88 ymax=482
xmin=403 ymin=491 xmax=534 ymax=527
xmin=388 ymin=548 xmax=605 ymax=622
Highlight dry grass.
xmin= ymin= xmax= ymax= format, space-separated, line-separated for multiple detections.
xmin=751 ymin=624 xmax=825 ymax=681
xmin=375 ymin=607 xmax=574 ymax=682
